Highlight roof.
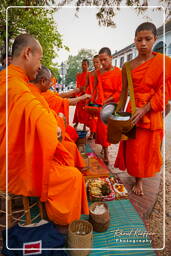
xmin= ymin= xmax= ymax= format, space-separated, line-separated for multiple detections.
xmin=157 ymin=19 xmax=171 ymax=36
xmin=112 ymin=19 xmax=171 ymax=58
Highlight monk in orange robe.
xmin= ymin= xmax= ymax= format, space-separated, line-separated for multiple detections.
xmin=114 ymin=22 xmax=171 ymax=196
xmin=95 ymin=47 xmax=122 ymax=164
xmin=73 ymin=59 xmax=90 ymax=130
xmin=33 ymin=72 xmax=90 ymax=143
xmin=28 ymin=67 xmax=88 ymax=171
xmin=0 ymin=34 xmax=89 ymax=225
xmin=85 ymin=55 xmax=102 ymax=139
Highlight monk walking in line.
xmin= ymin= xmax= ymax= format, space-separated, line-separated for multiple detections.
xmin=95 ymin=47 xmax=122 ymax=164
xmin=115 ymin=22 xmax=171 ymax=196
xmin=86 ymin=55 xmax=102 ymax=140
xmin=0 ymin=34 xmax=89 ymax=225
xmin=73 ymin=59 xmax=90 ymax=130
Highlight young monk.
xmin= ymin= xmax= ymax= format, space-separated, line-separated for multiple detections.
xmin=0 ymin=34 xmax=89 ymax=225
xmin=114 ymin=22 xmax=171 ymax=196
xmin=95 ymin=47 xmax=122 ymax=164
xmin=86 ymin=55 xmax=102 ymax=140
xmin=29 ymin=66 xmax=88 ymax=171
xmin=73 ymin=59 xmax=90 ymax=130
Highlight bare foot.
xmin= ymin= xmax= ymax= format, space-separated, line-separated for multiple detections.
xmin=132 ymin=178 xmax=144 ymax=196
xmin=73 ymin=123 xmax=78 ymax=129
xmin=88 ymin=133 xmax=94 ymax=140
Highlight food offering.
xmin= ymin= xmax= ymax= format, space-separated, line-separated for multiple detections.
xmin=109 ymin=177 xmax=128 ymax=199
xmin=86 ymin=177 xmax=115 ymax=201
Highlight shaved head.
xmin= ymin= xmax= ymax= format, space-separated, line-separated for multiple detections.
xmin=32 ymin=66 xmax=51 ymax=83
xmin=11 ymin=34 xmax=43 ymax=80
xmin=12 ymin=34 xmax=41 ymax=57
xmin=31 ymin=66 xmax=52 ymax=92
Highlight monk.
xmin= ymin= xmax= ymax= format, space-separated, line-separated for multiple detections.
xmin=0 ymin=34 xmax=89 ymax=225
xmin=33 ymin=68 xmax=91 ymax=142
xmin=114 ymin=22 xmax=171 ymax=196
xmin=95 ymin=47 xmax=122 ymax=164
xmin=29 ymin=66 xmax=88 ymax=170
xmin=86 ymin=55 xmax=102 ymax=140
xmin=73 ymin=59 xmax=90 ymax=130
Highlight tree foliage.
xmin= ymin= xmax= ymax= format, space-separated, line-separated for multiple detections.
xmin=0 ymin=0 xmax=69 ymax=77
xmin=58 ymin=0 xmax=171 ymax=28
xmin=65 ymin=48 xmax=96 ymax=86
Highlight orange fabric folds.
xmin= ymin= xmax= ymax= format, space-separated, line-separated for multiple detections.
xmin=0 ymin=65 xmax=58 ymax=201
xmin=73 ymin=72 xmax=89 ymax=125
xmin=0 ymin=66 xmax=89 ymax=225
xmin=95 ymin=67 xmax=122 ymax=147
xmin=42 ymin=90 xmax=69 ymax=124
xmin=115 ymin=53 xmax=171 ymax=178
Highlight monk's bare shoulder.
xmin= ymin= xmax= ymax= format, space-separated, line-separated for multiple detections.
xmin=124 ymin=58 xmax=138 ymax=71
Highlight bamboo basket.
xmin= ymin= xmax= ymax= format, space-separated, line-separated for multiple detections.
xmin=89 ymin=202 xmax=110 ymax=232
xmin=68 ymin=220 xmax=93 ymax=256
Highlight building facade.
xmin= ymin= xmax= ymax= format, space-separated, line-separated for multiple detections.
xmin=112 ymin=20 xmax=171 ymax=68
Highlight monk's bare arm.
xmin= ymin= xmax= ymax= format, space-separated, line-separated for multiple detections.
xmin=68 ymin=94 xmax=91 ymax=105
xmin=59 ymin=88 xmax=80 ymax=98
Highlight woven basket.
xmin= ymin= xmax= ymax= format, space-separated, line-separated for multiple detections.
xmin=68 ymin=220 xmax=93 ymax=256
xmin=89 ymin=202 xmax=110 ymax=232
xmin=89 ymin=215 xmax=110 ymax=232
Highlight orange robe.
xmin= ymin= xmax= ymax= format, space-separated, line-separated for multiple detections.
xmin=73 ymin=72 xmax=89 ymax=125
xmin=29 ymin=84 xmax=85 ymax=169
xmin=42 ymin=89 xmax=79 ymax=141
xmin=85 ymin=71 xmax=104 ymax=133
xmin=0 ymin=65 xmax=89 ymax=225
xmin=115 ymin=52 xmax=171 ymax=178
xmin=95 ymin=67 xmax=122 ymax=147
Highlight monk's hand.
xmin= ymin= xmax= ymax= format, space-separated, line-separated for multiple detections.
xmin=82 ymin=94 xmax=91 ymax=100
xmin=57 ymin=127 xmax=63 ymax=142
xmin=131 ymin=103 xmax=151 ymax=125
xmin=72 ymin=88 xmax=80 ymax=94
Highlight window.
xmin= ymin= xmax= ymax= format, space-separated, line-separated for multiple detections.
xmin=120 ymin=57 xmax=124 ymax=68
xmin=153 ymin=41 xmax=166 ymax=54
xmin=168 ymin=43 xmax=171 ymax=55
xmin=127 ymin=53 xmax=133 ymax=61
xmin=115 ymin=59 xmax=117 ymax=66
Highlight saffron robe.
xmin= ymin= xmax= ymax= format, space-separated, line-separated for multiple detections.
xmin=73 ymin=72 xmax=90 ymax=125
xmin=114 ymin=52 xmax=171 ymax=178
xmin=42 ymin=90 xmax=79 ymax=142
xmin=95 ymin=67 xmax=122 ymax=147
xmin=0 ymin=64 xmax=89 ymax=225
xmin=29 ymin=84 xmax=85 ymax=169
xmin=85 ymin=71 xmax=104 ymax=133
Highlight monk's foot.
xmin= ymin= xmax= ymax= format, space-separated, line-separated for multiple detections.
xmin=93 ymin=132 xmax=96 ymax=139
xmin=88 ymin=133 xmax=94 ymax=140
xmin=132 ymin=178 xmax=144 ymax=196
xmin=73 ymin=123 xmax=78 ymax=129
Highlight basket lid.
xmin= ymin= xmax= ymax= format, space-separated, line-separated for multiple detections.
xmin=100 ymin=103 xmax=117 ymax=124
